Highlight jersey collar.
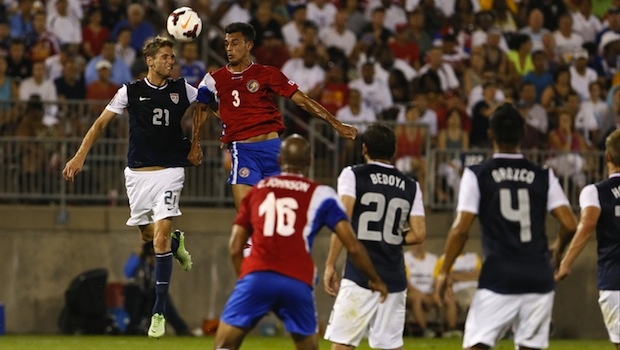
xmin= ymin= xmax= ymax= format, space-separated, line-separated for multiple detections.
xmin=368 ymin=160 xmax=395 ymax=168
xmin=492 ymin=153 xmax=524 ymax=159
xmin=226 ymin=61 xmax=254 ymax=74
xmin=144 ymin=77 xmax=169 ymax=90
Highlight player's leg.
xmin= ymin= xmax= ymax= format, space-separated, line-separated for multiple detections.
xmin=462 ymin=289 xmax=519 ymax=349
xmin=367 ymin=290 xmax=406 ymax=350
xmin=512 ymin=292 xmax=554 ymax=350
xmin=231 ymin=184 xmax=252 ymax=210
xmin=213 ymin=321 xmax=251 ymax=350
xmin=442 ymin=290 xmax=461 ymax=338
xmin=597 ymin=290 xmax=620 ymax=350
xmin=290 ymin=333 xmax=318 ymax=350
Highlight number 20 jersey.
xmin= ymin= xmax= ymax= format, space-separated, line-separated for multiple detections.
xmin=233 ymin=173 xmax=349 ymax=287
xmin=459 ymin=154 xmax=570 ymax=294
xmin=341 ymin=162 xmax=423 ymax=293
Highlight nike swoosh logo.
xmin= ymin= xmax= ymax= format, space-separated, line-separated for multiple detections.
xmin=155 ymin=281 xmax=169 ymax=285
xmin=139 ymin=97 xmax=150 ymax=101
xmin=181 ymin=16 xmax=191 ymax=29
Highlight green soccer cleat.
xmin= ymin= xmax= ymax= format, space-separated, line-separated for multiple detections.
xmin=148 ymin=313 xmax=166 ymax=338
xmin=172 ymin=230 xmax=193 ymax=271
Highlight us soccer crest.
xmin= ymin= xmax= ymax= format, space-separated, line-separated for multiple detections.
xmin=246 ymin=80 xmax=259 ymax=93
xmin=169 ymin=93 xmax=179 ymax=104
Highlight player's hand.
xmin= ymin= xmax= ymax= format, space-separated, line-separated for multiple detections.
xmin=62 ymin=157 xmax=85 ymax=182
xmin=368 ymin=279 xmax=388 ymax=302
xmin=554 ymin=264 xmax=571 ymax=282
xmin=336 ymin=123 xmax=358 ymax=140
xmin=323 ymin=265 xmax=340 ymax=297
xmin=435 ymin=273 xmax=450 ymax=300
xmin=187 ymin=141 xmax=203 ymax=166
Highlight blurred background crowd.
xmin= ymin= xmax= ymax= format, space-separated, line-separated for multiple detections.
xmin=0 ymin=0 xmax=618 ymax=206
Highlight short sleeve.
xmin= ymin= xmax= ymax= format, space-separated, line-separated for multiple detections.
xmin=456 ymin=167 xmax=480 ymax=214
xmin=268 ymin=66 xmax=298 ymax=98
xmin=547 ymin=168 xmax=571 ymax=211
xmin=337 ymin=166 xmax=356 ymax=199
xmin=314 ymin=185 xmax=349 ymax=231
xmin=105 ymin=85 xmax=128 ymax=114
xmin=578 ymin=184 xmax=600 ymax=210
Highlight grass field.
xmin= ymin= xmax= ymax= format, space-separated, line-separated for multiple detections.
xmin=0 ymin=335 xmax=612 ymax=350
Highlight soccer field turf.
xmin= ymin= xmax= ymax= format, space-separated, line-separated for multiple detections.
xmin=0 ymin=335 xmax=611 ymax=350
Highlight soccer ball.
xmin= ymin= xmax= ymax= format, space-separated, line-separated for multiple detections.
xmin=166 ymin=7 xmax=202 ymax=42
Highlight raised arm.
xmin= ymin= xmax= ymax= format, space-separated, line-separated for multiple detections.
xmin=62 ymin=109 xmax=117 ymax=182
xmin=188 ymin=102 xmax=210 ymax=166
xmin=290 ymin=90 xmax=357 ymax=139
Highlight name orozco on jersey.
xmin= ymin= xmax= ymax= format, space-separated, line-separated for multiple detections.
xmin=369 ymin=173 xmax=406 ymax=190
xmin=491 ymin=167 xmax=536 ymax=184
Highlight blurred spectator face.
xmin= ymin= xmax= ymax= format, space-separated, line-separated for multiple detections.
xmin=470 ymin=52 xmax=484 ymax=71
xmin=0 ymin=22 xmax=9 ymax=39
xmin=348 ymin=89 xmax=361 ymax=107
xmin=371 ymin=8 xmax=385 ymax=27
xmin=519 ymin=84 xmax=536 ymax=103
xmin=292 ymin=6 xmax=306 ymax=24
xmin=118 ymin=29 xmax=132 ymax=47
xmin=408 ymin=10 xmax=424 ymax=29
xmin=9 ymin=41 xmax=25 ymax=60
xmin=334 ymin=9 xmax=348 ymax=29
xmin=0 ymin=56 xmax=7 ymax=75
xmin=182 ymin=42 xmax=198 ymax=62
xmin=483 ymin=83 xmax=496 ymax=100
xmin=558 ymin=111 xmax=573 ymax=130
xmin=556 ymin=70 xmax=570 ymax=84
xmin=32 ymin=62 xmax=45 ymax=81
xmin=589 ymin=82 xmax=601 ymax=100
xmin=405 ymin=106 xmax=421 ymax=122
xmin=255 ymin=2 xmax=271 ymax=24
xmin=326 ymin=63 xmax=344 ymax=83
xmin=487 ymin=31 xmax=501 ymax=47
xmin=33 ymin=12 xmax=46 ymax=33
xmin=579 ymin=0 xmax=592 ymax=14
xmin=361 ymin=62 xmax=374 ymax=83
xmin=520 ymin=38 xmax=532 ymax=53
xmin=528 ymin=9 xmax=544 ymax=31
xmin=62 ymin=59 xmax=78 ymax=79
xmin=302 ymin=46 xmax=318 ymax=68
xmin=101 ymin=42 xmax=116 ymax=61
xmin=567 ymin=94 xmax=581 ymax=114
xmin=447 ymin=110 xmax=462 ymax=128
xmin=428 ymin=47 xmax=443 ymax=67
xmin=574 ymin=56 xmax=587 ymax=70
xmin=127 ymin=4 xmax=145 ymax=26
xmin=532 ymin=52 xmax=546 ymax=71
xmin=301 ymin=25 xmax=318 ymax=46
xmin=97 ymin=65 xmax=111 ymax=81
xmin=18 ymin=0 xmax=33 ymax=15
xmin=558 ymin=14 xmax=573 ymax=34
xmin=414 ymin=93 xmax=428 ymax=112
xmin=56 ymin=0 xmax=68 ymax=16
xmin=377 ymin=49 xmax=394 ymax=68
xmin=88 ymin=8 xmax=102 ymax=24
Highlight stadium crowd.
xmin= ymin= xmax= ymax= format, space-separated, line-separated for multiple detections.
xmin=0 ymin=0 xmax=617 ymax=200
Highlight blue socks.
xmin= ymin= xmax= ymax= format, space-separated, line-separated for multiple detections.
xmin=152 ymin=251 xmax=173 ymax=315
xmin=171 ymin=234 xmax=179 ymax=255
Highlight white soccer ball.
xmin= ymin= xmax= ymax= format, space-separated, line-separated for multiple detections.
xmin=166 ymin=7 xmax=202 ymax=42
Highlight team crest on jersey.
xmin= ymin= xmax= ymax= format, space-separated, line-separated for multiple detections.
xmin=238 ymin=167 xmax=250 ymax=178
xmin=169 ymin=93 xmax=179 ymax=104
xmin=246 ymin=80 xmax=259 ymax=93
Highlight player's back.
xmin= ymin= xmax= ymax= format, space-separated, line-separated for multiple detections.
xmin=471 ymin=156 xmax=553 ymax=293
xmin=237 ymin=174 xmax=348 ymax=287
xmin=592 ymin=175 xmax=620 ymax=290
xmin=125 ymin=78 xmax=192 ymax=168
xmin=343 ymin=163 xmax=419 ymax=293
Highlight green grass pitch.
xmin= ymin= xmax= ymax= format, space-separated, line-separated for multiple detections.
xmin=0 ymin=335 xmax=611 ymax=350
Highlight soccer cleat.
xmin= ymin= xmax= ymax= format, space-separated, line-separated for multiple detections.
xmin=172 ymin=230 xmax=193 ymax=271
xmin=148 ymin=313 xmax=166 ymax=338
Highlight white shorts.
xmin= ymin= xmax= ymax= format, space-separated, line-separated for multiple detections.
xmin=323 ymin=279 xmax=406 ymax=349
xmin=124 ymin=167 xmax=185 ymax=226
xmin=598 ymin=290 xmax=620 ymax=344
xmin=463 ymin=289 xmax=554 ymax=349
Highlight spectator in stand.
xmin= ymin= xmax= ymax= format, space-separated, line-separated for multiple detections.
xmin=348 ymin=60 xmax=393 ymax=116
xmin=84 ymin=39 xmax=132 ymax=86
xmin=335 ymin=88 xmax=375 ymax=165
xmin=0 ymin=19 xmax=11 ymax=56
xmin=111 ymin=3 xmax=155 ymax=55
xmin=282 ymin=44 xmax=325 ymax=101
xmin=470 ymin=81 xmax=500 ymax=149
xmin=395 ymin=106 xmax=427 ymax=187
xmin=516 ymin=81 xmax=549 ymax=150
xmin=388 ymin=69 xmax=411 ymax=113
xmin=471 ymin=11 xmax=509 ymax=52
xmin=507 ymin=34 xmax=534 ymax=84
xmin=478 ymin=26 xmax=514 ymax=87
xmin=419 ymin=0 xmax=447 ymax=35
xmin=541 ymin=32 xmax=561 ymax=70
xmin=527 ymin=0 xmax=567 ymax=31
xmin=492 ymin=0 xmax=518 ymax=33
xmin=411 ymin=91 xmax=438 ymax=142
xmin=115 ymin=26 xmax=135 ymax=70
xmin=306 ymin=0 xmax=337 ymax=29
xmin=389 ymin=22 xmax=420 ymax=70
xmin=10 ymin=0 xmax=34 ymax=39
xmin=522 ymin=50 xmax=554 ymax=103
xmin=575 ymin=81 xmax=607 ymax=146
xmin=373 ymin=46 xmax=416 ymax=84
xmin=371 ymin=0 xmax=407 ymax=33
xmin=599 ymin=31 xmax=620 ymax=82
xmin=252 ymin=30 xmax=289 ymax=69
xmin=218 ymin=0 xmax=252 ymax=29
xmin=519 ymin=8 xmax=550 ymax=52
xmin=570 ymin=50 xmax=598 ymax=101
xmin=462 ymin=50 xmax=485 ymax=97
xmin=554 ymin=12 xmax=584 ymax=65
xmin=249 ymin=1 xmax=283 ymax=48
xmin=281 ymin=5 xmax=307 ymax=55
xmin=418 ymin=46 xmax=460 ymax=92
xmin=541 ymin=66 xmax=573 ymax=122
xmin=595 ymin=6 xmax=620 ymax=45
xmin=436 ymin=108 xmax=469 ymax=203
xmin=24 ymin=11 xmax=60 ymax=63
xmin=100 ymin=0 xmax=126 ymax=31
xmin=342 ymin=0 xmax=366 ymax=37
xmin=18 ymin=61 xmax=58 ymax=127
xmin=177 ymin=41 xmax=205 ymax=88
xmin=46 ymin=0 xmax=81 ymax=48
xmin=45 ymin=0 xmax=83 ymax=21
xmin=86 ymin=59 xmax=119 ymax=102
xmin=405 ymin=9 xmax=433 ymax=64
xmin=467 ymin=70 xmax=505 ymax=116
xmin=6 ymin=38 xmax=31 ymax=84
xmin=44 ymin=42 xmax=75 ymax=82
xmin=81 ymin=7 xmax=109 ymax=60
xmin=0 ymin=55 xmax=19 ymax=135
xmin=359 ymin=7 xmax=393 ymax=50
xmin=54 ymin=56 xmax=85 ymax=136
xmin=319 ymin=8 xmax=357 ymax=59
xmin=319 ymin=62 xmax=349 ymax=116
xmin=440 ymin=33 xmax=469 ymax=78
xmin=572 ymin=0 xmax=602 ymax=44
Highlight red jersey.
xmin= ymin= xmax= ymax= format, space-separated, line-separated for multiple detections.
xmin=198 ymin=63 xmax=298 ymax=144
xmin=233 ymin=173 xmax=348 ymax=287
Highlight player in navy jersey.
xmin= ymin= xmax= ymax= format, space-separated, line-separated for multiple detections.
xmin=436 ymin=103 xmax=578 ymax=350
xmin=189 ymin=22 xmax=357 ymax=210
xmin=323 ymin=122 xmax=426 ymax=350
xmin=556 ymin=129 xmax=620 ymax=350
xmin=214 ymin=134 xmax=387 ymax=350
xmin=62 ymin=36 xmax=196 ymax=339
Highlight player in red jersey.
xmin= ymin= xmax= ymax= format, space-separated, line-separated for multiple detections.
xmin=189 ymin=22 xmax=357 ymax=210
xmin=213 ymin=134 xmax=386 ymax=350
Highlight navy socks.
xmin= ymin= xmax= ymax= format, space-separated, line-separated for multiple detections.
xmin=152 ymin=252 xmax=173 ymax=315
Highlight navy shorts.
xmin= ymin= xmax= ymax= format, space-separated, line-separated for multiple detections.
xmin=221 ymin=271 xmax=317 ymax=336
xmin=228 ymin=138 xmax=281 ymax=186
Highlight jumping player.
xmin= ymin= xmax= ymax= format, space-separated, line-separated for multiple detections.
xmin=214 ymin=134 xmax=387 ymax=350
xmin=436 ymin=103 xmax=578 ymax=350
xmin=62 ymin=36 xmax=195 ymax=339
xmin=323 ymin=122 xmax=426 ymax=350
xmin=556 ymin=129 xmax=620 ymax=350
xmin=188 ymin=22 xmax=357 ymax=210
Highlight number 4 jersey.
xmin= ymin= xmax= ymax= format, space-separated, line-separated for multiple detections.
xmin=340 ymin=161 xmax=425 ymax=293
xmin=458 ymin=153 xmax=570 ymax=294
xmin=106 ymin=78 xmax=197 ymax=168
xmin=233 ymin=173 xmax=349 ymax=287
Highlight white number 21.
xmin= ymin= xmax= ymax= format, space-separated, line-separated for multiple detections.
xmin=258 ymin=192 xmax=298 ymax=237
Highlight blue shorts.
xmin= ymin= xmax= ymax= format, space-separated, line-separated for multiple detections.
xmin=228 ymin=138 xmax=281 ymax=186
xmin=220 ymin=271 xmax=317 ymax=336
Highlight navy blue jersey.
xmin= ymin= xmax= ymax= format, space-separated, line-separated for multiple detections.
xmin=341 ymin=163 xmax=420 ymax=293
xmin=470 ymin=157 xmax=555 ymax=294
xmin=109 ymin=78 xmax=193 ymax=168
xmin=592 ymin=177 xmax=620 ymax=290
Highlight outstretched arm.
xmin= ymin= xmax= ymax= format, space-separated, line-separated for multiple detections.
xmin=290 ymin=90 xmax=357 ymax=139
xmin=555 ymin=206 xmax=596 ymax=281
xmin=188 ymin=102 xmax=210 ymax=166
xmin=62 ymin=109 xmax=117 ymax=182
